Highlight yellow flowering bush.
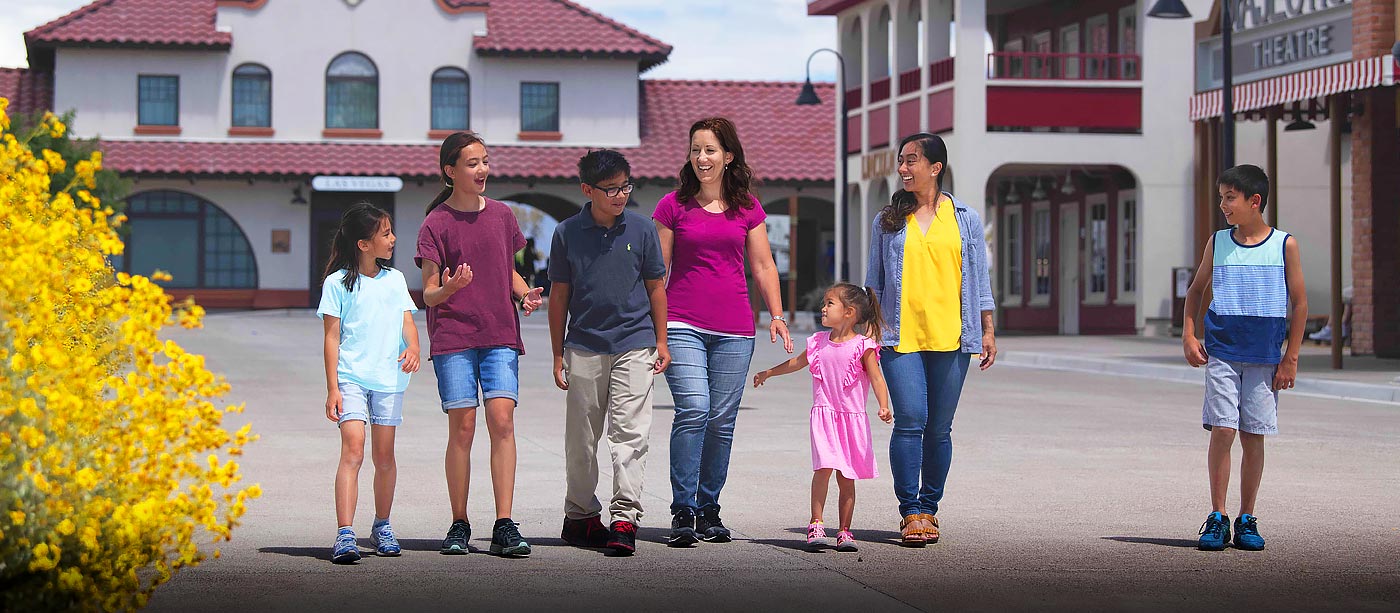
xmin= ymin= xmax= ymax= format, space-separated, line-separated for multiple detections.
xmin=0 ymin=100 xmax=260 ymax=610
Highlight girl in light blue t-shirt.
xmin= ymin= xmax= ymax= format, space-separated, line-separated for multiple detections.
xmin=316 ymin=203 xmax=420 ymax=564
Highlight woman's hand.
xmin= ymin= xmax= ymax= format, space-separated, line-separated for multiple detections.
xmin=770 ymin=319 xmax=793 ymax=353
xmin=325 ymin=388 xmax=343 ymax=423
xmin=978 ymin=332 xmax=997 ymax=370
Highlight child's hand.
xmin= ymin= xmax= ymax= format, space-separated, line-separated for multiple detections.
xmin=399 ymin=347 xmax=420 ymax=373
xmin=1183 ymin=336 xmax=1208 ymax=367
xmin=1273 ymin=357 xmax=1298 ymax=391
xmin=325 ymin=389 xmax=343 ymax=423
xmin=653 ymin=344 xmax=671 ymax=374
xmin=443 ymin=263 xmax=473 ymax=293
xmin=753 ymin=369 xmax=770 ymax=387
xmin=519 ymin=287 xmax=544 ymax=316
xmin=553 ymin=355 xmax=569 ymax=391
xmin=878 ymin=406 xmax=892 ymax=424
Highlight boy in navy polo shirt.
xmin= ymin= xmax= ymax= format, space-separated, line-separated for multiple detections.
xmin=549 ymin=150 xmax=670 ymax=555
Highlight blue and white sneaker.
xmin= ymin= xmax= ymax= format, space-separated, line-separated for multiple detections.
xmin=371 ymin=519 xmax=402 ymax=556
xmin=1233 ymin=514 xmax=1266 ymax=551
xmin=332 ymin=528 xmax=361 ymax=564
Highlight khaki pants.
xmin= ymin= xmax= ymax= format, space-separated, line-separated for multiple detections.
xmin=563 ymin=346 xmax=656 ymax=525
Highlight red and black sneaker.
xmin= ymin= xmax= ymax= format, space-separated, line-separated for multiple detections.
xmin=607 ymin=521 xmax=637 ymax=555
xmin=562 ymin=516 xmax=610 ymax=548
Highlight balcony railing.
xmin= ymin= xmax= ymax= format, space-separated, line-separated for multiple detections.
xmin=987 ymin=52 xmax=1141 ymax=81
xmin=929 ymin=57 xmax=955 ymax=87
xmin=844 ymin=86 xmax=861 ymax=109
xmin=870 ymin=77 xmax=891 ymax=103
xmin=898 ymin=68 xmax=921 ymax=95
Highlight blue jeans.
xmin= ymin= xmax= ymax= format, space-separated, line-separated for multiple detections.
xmin=431 ymin=347 xmax=520 ymax=411
xmin=663 ymin=327 xmax=754 ymax=514
xmin=881 ymin=349 xmax=971 ymax=517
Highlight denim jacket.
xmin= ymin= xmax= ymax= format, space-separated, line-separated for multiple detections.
xmin=864 ymin=192 xmax=996 ymax=354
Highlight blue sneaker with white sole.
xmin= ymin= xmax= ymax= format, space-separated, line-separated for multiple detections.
xmin=371 ymin=519 xmax=401 ymax=556
xmin=332 ymin=528 xmax=361 ymax=564
xmin=1233 ymin=514 xmax=1266 ymax=550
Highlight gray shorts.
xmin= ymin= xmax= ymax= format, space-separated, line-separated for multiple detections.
xmin=1202 ymin=357 xmax=1278 ymax=435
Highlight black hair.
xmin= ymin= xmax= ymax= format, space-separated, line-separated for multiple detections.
xmin=880 ymin=132 xmax=950 ymax=233
xmin=577 ymin=149 xmax=632 ymax=186
xmin=324 ymin=202 xmax=393 ymax=291
xmin=1217 ymin=164 xmax=1270 ymax=212
xmin=829 ymin=283 xmax=886 ymax=342
xmin=677 ymin=117 xmax=757 ymax=211
xmin=427 ymin=131 xmax=487 ymax=215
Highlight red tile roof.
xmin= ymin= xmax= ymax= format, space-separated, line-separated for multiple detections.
xmin=25 ymin=0 xmax=232 ymax=49
xmin=474 ymin=0 xmax=671 ymax=70
xmin=101 ymin=79 xmax=838 ymax=183
xmin=0 ymin=68 xmax=54 ymax=116
xmin=807 ymin=0 xmax=866 ymax=16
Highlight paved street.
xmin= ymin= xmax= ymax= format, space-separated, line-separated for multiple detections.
xmin=147 ymin=310 xmax=1400 ymax=612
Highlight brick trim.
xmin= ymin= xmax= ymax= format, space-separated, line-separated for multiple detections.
xmin=322 ymin=128 xmax=383 ymax=139
xmin=228 ymin=126 xmax=274 ymax=137
xmin=517 ymin=131 xmax=563 ymax=141
xmin=134 ymin=125 xmax=181 ymax=136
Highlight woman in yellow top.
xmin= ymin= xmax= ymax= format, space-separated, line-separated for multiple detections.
xmin=864 ymin=133 xmax=997 ymax=546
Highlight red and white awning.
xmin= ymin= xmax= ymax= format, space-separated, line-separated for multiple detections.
xmin=1189 ymin=55 xmax=1396 ymax=121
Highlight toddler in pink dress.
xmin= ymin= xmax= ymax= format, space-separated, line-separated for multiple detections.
xmin=754 ymin=283 xmax=892 ymax=552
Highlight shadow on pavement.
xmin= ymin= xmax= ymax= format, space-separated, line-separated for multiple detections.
xmin=256 ymin=546 xmax=330 ymax=561
xmin=1102 ymin=536 xmax=1199 ymax=548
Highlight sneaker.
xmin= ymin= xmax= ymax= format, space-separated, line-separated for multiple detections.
xmin=835 ymin=530 xmax=859 ymax=552
xmin=1197 ymin=512 xmax=1231 ymax=551
xmin=490 ymin=518 xmax=531 ymax=557
xmin=562 ymin=516 xmax=610 ymax=548
xmin=806 ymin=521 xmax=830 ymax=550
xmin=332 ymin=528 xmax=361 ymax=564
xmin=607 ymin=521 xmax=637 ymax=555
xmin=668 ymin=508 xmax=698 ymax=547
xmin=1233 ymin=514 xmax=1266 ymax=551
xmin=1309 ymin=325 xmax=1332 ymax=342
xmin=696 ymin=508 xmax=732 ymax=543
xmin=371 ymin=519 xmax=401 ymax=556
xmin=440 ymin=519 xmax=471 ymax=555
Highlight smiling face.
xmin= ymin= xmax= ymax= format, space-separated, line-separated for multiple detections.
xmin=689 ymin=129 xmax=733 ymax=188
xmin=818 ymin=289 xmax=855 ymax=329
xmin=359 ymin=216 xmax=395 ymax=261
xmin=583 ymin=171 xmax=632 ymax=219
xmin=1218 ymin=184 xmax=1260 ymax=225
xmin=445 ymin=142 xmax=490 ymax=196
xmin=897 ymin=141 xmax=942 ymax=193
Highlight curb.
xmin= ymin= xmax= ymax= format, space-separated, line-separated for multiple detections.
xmin=999 ymin=351 xmax=1400 ymax=405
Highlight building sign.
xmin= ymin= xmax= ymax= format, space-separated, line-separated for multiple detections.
xmin=311 ymin=175 xmax=404 ymax=192
xmin=1195 ymin=1 xmax=1352 ymax=91
xmin=860 ymin=150 xmax=896 ymax=181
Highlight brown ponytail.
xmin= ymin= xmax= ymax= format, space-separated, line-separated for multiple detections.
xmin=426 ymin=131 xmax=485 ymax=215
xmin=830 ymin=282 xmax=886 ymax=342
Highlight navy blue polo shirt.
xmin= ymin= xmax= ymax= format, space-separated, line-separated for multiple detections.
xmin=548 ymin=204 xmax=667 ymax=354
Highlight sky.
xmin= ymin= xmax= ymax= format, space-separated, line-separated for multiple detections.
xmin=0 ymin=0 xmax=840 ymax=82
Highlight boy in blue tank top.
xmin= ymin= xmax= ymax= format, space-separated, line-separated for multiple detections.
xmin=1182 ymin=164 xmax=1307 ymax=552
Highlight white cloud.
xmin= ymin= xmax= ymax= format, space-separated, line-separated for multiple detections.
xmin=0 ymin=0 xmax=840 ymax=83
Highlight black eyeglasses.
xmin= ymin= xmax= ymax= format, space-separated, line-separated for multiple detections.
xmin=589 ymin=182 xmax=635 ymax=198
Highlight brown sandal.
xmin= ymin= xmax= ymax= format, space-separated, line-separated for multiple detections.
xmin=919 ymin=514 xmax=940 ymax=543
xmin=900 ymin=514 xmax=927 ymax=546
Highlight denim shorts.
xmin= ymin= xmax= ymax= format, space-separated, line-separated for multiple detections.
xmin=338 ymin=381 xmax=404 ymax=427
xmin=432 ymin=346 xmax=520 ymax=411
xmin=1202 ymin=356 xmax=1279 ymax=435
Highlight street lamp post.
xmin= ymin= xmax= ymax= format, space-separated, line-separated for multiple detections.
xmin=1148 ymin=0 xmax=1232 ymax=170
xmin=797 ymin=48 xmax=849 ymax=282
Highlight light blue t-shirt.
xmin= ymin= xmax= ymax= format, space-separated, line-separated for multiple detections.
xmin=317 ymin=267 xmax=418 ymax=393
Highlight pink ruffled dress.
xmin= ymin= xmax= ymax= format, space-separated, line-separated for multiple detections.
xmin=806 ymin=331 xmax=880 ymax=480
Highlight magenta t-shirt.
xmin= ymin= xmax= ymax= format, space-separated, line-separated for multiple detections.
xmin=652 ymin=191 xmax=766 ymax=336
xmin=415 ymin=198 xmax=527 ymax=356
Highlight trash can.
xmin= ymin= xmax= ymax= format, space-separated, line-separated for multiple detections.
xmin=1170 ymin=266 xmax=1192 ymax=335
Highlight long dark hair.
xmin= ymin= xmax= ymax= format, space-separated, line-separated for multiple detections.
xmin=426 ymin=131 xmax=486 ymax=215
xmin=879 ymin=132 xmax=949 ymax=233
xmin=324 ymin=202 xmax=393 ymax=291
xmin=830 ymin=282 xmax=886 ymax=342
xmin=676 ymin=117 xmax=756 ymax=212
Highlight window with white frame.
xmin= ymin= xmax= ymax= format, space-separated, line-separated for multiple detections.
xmin=1119 ymin=191 xmax=1138 ymax=301
xmin=1031 ymin=203 xmax=1051 ymax=303
xmin=1002 ymin=206 xmax=1023 ymax=303
xmin=1086 ymin=195 xmax=1109 ymax=302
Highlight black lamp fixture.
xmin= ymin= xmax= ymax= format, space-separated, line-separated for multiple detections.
xmin=1149 ymin=0 xmax=1235 ymax=174
xmin=795 ymin=47 xmax=849 ymax=281
xmin=1146 ymin=0 xmax=1192 ymax=19
xmin=1284 ymin=113 xmax=1316 ymax=131
xmin=290 ymin=184 xmax=308 ymax=205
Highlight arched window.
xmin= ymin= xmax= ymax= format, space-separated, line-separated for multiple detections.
xmin=115 ymin=191 xmax=258 ymax=289
xmin=325 ymin=52 xmax=378 ymax=129
xmin=232 ymin=63 xmax=272 ymax=127
xmin=431 ymin=67 xmax=470 ymax=131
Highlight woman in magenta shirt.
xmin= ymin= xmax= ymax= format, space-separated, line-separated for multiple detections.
xmin=653 ymin=117 xmax=793 ymax=546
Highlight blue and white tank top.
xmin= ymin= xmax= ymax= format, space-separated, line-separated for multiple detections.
xmin=1205 ymin=228 xmax=1290 ymax=364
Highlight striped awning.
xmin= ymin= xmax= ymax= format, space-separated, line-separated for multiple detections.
xmin=1189 ymin=55 xmax=1396 ymax=121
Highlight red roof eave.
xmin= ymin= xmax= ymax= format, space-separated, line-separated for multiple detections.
xmin=807 ymin=0 xmax=865 ymax=16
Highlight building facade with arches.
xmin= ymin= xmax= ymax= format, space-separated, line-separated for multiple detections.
xmin=9 ymin=0 xmax=839 ymax=310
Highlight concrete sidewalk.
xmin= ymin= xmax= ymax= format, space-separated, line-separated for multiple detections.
xmin=995 ymin=334 xmax=1400 ymax=404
